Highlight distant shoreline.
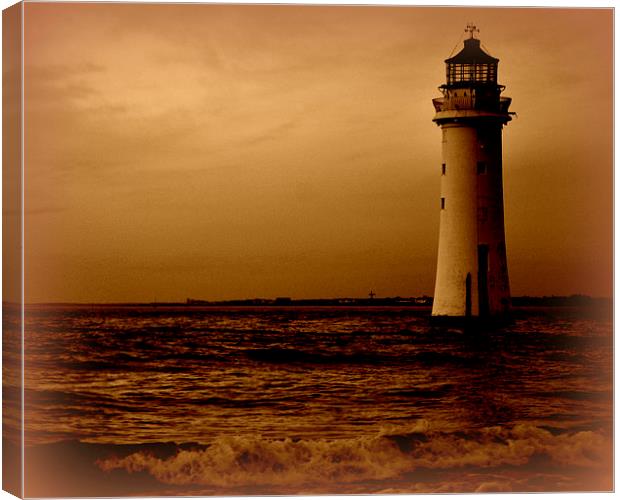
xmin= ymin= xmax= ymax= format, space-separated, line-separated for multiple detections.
xmin=13 ymin=295 xmax=612 ymax=308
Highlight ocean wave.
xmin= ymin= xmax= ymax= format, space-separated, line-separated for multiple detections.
xmin=241 ymin=346 xmax=478 ymax=366
xmin=97 ymin=423 xmax=611 ymax=491
xmin=243 ymin=347 xmax=383 ymax=365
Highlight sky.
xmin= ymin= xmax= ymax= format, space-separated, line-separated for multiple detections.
xmin=18 ymin=3 xmax=612 ymax=303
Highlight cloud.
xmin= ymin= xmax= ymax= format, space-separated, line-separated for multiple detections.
xmin=25 ymin=63 xmax=106 ymax=107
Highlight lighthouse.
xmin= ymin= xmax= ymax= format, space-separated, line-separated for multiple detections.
xmin=431 ymin=24 xmax=513 ymax=320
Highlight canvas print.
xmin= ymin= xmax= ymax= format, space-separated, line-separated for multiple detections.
xmin=2 ymin=2 xmax=613 ymax=497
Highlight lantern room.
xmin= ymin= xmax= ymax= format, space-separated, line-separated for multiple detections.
xmin=444 ymin=30 xmax=499 ymax=88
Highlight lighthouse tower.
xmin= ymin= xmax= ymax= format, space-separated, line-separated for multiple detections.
xmin=431 ymin=24 xmax=512 ymax=320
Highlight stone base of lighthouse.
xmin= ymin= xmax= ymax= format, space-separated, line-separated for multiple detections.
xmin=432 ymin=117 xmax=511 ymax=319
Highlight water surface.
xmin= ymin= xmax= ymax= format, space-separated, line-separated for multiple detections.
xmin=9 ymin=305 xmax=612 ymax=496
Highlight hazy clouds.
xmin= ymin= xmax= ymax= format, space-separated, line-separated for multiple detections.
xmin=23 ymin=4 xmax=612 ymax=302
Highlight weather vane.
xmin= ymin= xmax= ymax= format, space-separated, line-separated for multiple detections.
xmin=465 ymin=22 xmax=479 ymax=39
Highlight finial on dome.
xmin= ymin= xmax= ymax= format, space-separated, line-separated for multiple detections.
xmin=465 ymin=23 xmax=479 ymax=39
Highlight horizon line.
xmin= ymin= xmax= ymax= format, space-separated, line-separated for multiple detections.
xmin=6 ymin=293 xmax=612 ymax=307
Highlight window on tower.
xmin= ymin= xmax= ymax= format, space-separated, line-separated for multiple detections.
xmin=441 ymin=197 xmax=445 ymax=210
xmin=441 ymin=163 xmax=446 ymax=175
xmin=446 ymin=62 xmax=497 ymax=85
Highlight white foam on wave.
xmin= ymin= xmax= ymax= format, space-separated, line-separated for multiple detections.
xmin=97 ymin=423 xmax=611 ymax=491
xmin=98 ymin=432 xmax=412 ymax=488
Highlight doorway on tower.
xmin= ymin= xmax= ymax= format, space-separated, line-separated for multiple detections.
xmin=478 ymin=244 xmax=490 ymax=316
xmin=465 ymin=273 xmax=472 ymax=317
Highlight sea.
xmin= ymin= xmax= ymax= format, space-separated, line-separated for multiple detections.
xmin=3 ymin=304 xmax=613 ymax=496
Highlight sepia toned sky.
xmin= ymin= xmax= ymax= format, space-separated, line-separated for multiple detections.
xmin=22 ymin=3 xmax=612 ymax=303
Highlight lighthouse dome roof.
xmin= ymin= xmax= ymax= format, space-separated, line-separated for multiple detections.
xmin=445 ymin=38 xmax=498 ymax=64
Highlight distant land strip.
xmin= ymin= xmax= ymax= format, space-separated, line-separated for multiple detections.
xmin=14 ymin=294 xmax=611 ymax=308
xmin=184 ymin=295 xmax=610 ymax=308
